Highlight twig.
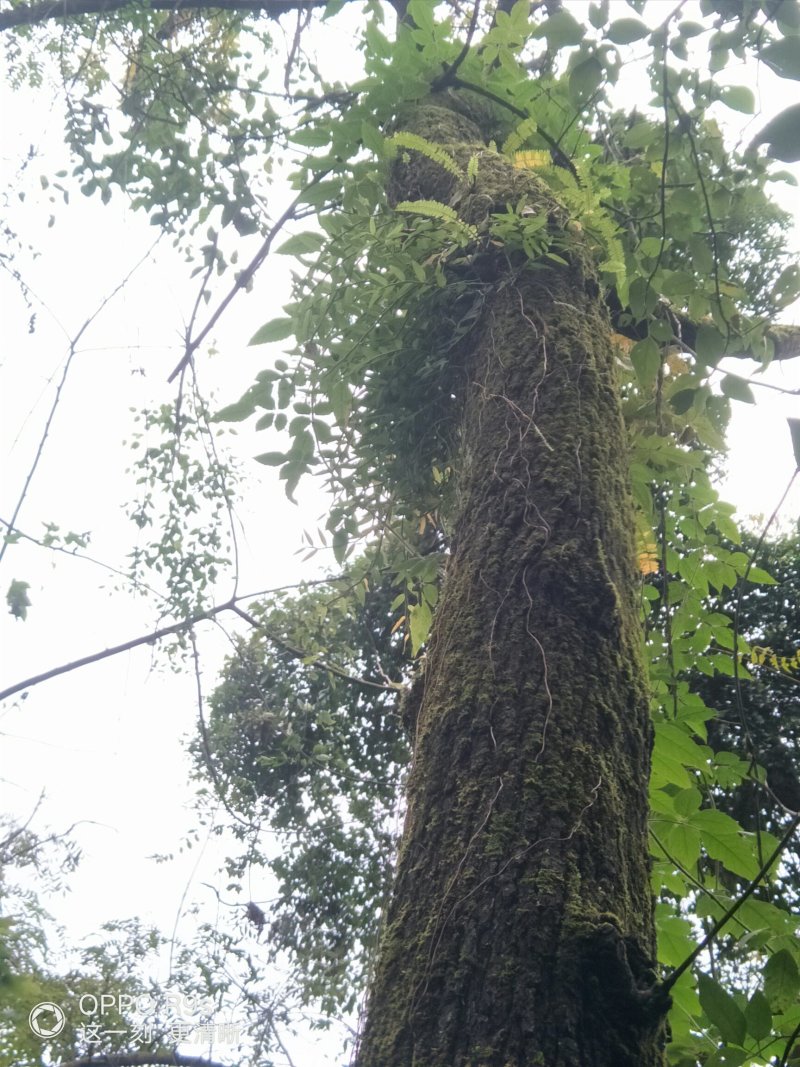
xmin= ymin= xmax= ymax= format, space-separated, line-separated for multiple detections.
xmin=167 ymin=175 xmax=326 ymax=383
xmin=431 ymin=0 xmax=481 ymax=91
xmin=778 ymin=1018 xmax=800 ymax=1067
xmin=0 ymin=237 xmax=162 ymax=566
xmin=0 ymin=590 xmax=397 ymax=703
xmin=229 ymin=603 xmax=397 ymax=691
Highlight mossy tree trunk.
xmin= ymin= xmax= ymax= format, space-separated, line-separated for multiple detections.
xmin=355 ymin=99 xmax=668 ymax=1067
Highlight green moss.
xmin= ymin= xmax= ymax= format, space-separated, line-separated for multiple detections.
xmin=356 ymin=91 xmax=665 ymax=1067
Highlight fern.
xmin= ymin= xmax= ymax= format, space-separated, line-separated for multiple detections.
xmin=389 ymin=131 xmax=463 ymax=178
xmin=394 ymin=200 xmax=478 ymax=240
xmin=537 ymin=161 xmax=627 ymax=287
xmin=502 ymin=116 xmax=538 ymax=156
xmin=513 ymin=149 xmax=551 ymax=170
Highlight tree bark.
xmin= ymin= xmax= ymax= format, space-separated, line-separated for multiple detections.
xmin=355 ymin=99 xmax=669 ymax=1067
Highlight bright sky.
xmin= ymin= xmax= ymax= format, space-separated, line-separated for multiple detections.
xmin=0 ymin=4 xmax=798 ymax=1066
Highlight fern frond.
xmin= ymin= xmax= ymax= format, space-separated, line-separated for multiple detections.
xmin=394 ymin=200 xmax=478 ymax=239
xmin=389 ymin=132 xmax=462 ymax=178
xmin=395 ymin=199 xmax=459 ymax=221
xmin=513 ymin=150 xmax=551 ymax=170
xmin=502 ymin=117 xmax=538 ymax=156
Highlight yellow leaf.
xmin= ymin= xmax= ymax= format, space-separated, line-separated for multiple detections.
xmin=612 ymin=332 xmax=635 ymax=354
xmin=514 ymin=150 xmax=551 ymax=170
xmin=666 ymin=347 xmax=690 ymax=375
xmin=636 ymin=527 xmax=660 ymax=575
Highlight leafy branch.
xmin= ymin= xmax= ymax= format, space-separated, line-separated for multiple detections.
xmin=0 ymin=585 xmax=397 ymax=703
xmin=0 ymin=0 xmax=336 ymax=32
xmin=661 ymin=813 xmax=800 ymax=995
xmin=167 ymin=177 xmax=325 ymax=383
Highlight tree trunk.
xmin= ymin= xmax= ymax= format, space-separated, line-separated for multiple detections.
xmin=355 ymin=99 xmax=669 ymax=1067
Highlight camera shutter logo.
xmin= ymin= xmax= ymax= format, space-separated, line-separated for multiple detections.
xmin=29 ymin=1002 xmax=66 ymax=1038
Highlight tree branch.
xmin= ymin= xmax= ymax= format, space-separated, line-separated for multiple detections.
xmin=167 ymin=175 xmax=324 ymax=383
xmin=0 ymin=603 xmax=226 ymax=702
xmin=54 ymin=1054 xmax=228 ymax=1067
xmin=0 ymin=0 xmax=328 ymax=32
xmin=0 ymin=589 xmax=397 ymax=703
xmin=229 ymin=603 xmax=398 ymax=691
xmin=670 ymin=317 xmax=800 ymax=362
xmin=610 ymin=299 xmax=800 ymax=363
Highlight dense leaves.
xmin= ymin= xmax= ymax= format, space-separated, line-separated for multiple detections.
xmin=701 ymin=527 xmax=800 ymax=884
xmin=194 ymin=559 xmax=411 ymax=1013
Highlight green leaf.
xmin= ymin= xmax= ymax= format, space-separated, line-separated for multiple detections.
xmin=254 ymin=452 xmax=286 ymax=466
xmin=660 ymin=271 xmax=695 ymax=300
xmin=327 ymin=379 xmax=351 ymax=427
xmin=568 ymin=55 xmax=604 ymax=104
xmin=678 ymin=20 xmax=705 ymax=37
xmin=719 ymin=85 xmax=755 ymax=113
xmin=540 ymin=10 xmax=585 ymax=47
xmin=639 ymin=236 xmax=664 ymax=258
xmin=215 ymin=397 xmax=258 ymax=422
xmin=408 ymin=599 xmax=432 ymax=655
xmin=6 ymin=579 xmax=31 ymax=621
xmin=360 ymin=120 xmax=384 ymax=156
xmin=695 ymin=323 xmax=728 ymax=365
xmin=772 ymin=263 xmax=800 ymax=307
xmin=751 ymin=103 xmax=800 ymax=162
xmin=698 ymin=972 xmax=747 ymax=1046
xmin=289 ymin=126 xmax=332 ymax=148
xmin=688 ymin=808 xmax=759 ymax=879
xmin=719 ymin=375 xmax=755 ymax=404
xmin=744 ymin=990 xmax=772 ymax=1042
xmin=760 ymin=39 xmax=800 ymax=79
xmin=250 ymin=318 xmax=295 ymax=345
xmin=276 ymin=231 xmax=325 ymax=256
xmin=705 ymin=1050 xmax=747 ymax=1067
xmin=332 ymin=527 xmax=348 ymax=565
xmin=588 ymin=2 xmax=608 ymax=30
xmin=670 ymin=388 xmax=698 ymax=414
xmin=746 ymin=565 xmax=776 ymax=585
xmin=625 ymin=121 xmax=658 ymax=149
xmin=656 ymin=909 xmax=697 ymax=968
xmin=788 ymin=417 xmax=800 ymax=469
xmin=407 ymin=0 xmax=434 ymax=32
xmin=630 ymin=337 xmax=661 ymax=389
xmin=763 ymin=949 xmax=800 ymax=1011
xmin=606 ymin=17 xmax=650 ymax=44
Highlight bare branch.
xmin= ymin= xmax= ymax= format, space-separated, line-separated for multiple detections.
xmin=0 ymin=236 xmax=162 ymax=567
xmin=0 ymin=516 xmax=165 ymax=599
xmin=0 ymin=590 xmax=397 ymax=703
xmin=0 ymin=602 xmax=226 ymax=703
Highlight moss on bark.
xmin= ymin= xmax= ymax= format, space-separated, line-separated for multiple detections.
xmin=356 ymin=95 xmax=668 ymax=1067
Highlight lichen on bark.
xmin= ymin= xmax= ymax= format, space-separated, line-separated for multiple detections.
xmin=356 ymin=93 xmax=668 ymax=1067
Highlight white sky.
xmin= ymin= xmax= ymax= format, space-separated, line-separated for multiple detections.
xmin=0 ymin=4 xmax=798 ymax=1066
